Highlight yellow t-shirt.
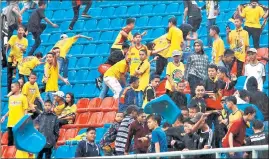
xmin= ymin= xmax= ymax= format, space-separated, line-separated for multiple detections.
xmin=7 ymin=35 xmax=28 ymax=63
xmin=165 ymin=62 xmax=185 ymax=91
xmin=111 ymin=27 xmax=133 ymax=49
xmin=228 ymin=110 xmax=243 ymax=127
xmin=22 ymin=82 xmax=41 ymax=105
xmin=44 ymin=63 xmax=59 ymax=92
xmin=241 ymin=6 xmax=265 ymax=28
xmin=60 ymin=104 xmax=77 ymax=123
xmin=18 ymin=56 xmax=41 ymax=76
xmin=167 ymin=26 xmax=184 ymax=57
xmin=54 ymin=103 xmax=66 ymax=116
xmin=7 ymin=94 xmax=29 ymax=127
xmin=212 ymin=37 xmax=225 ymax=64
xmin=228 ymin=28 xmax=249 ymax=62
xmin=153 ymin=34 xmax=169 ymax=58
xmin=53 ymin=36 xmax=78 ymax=58
xmin=129 ymin=45 xmax=149 ymax=76
xmin=15 ymin=150 xmax=34 ymax=158
xmin=136 ymin=60 xmax=150 ymax=91
xmin=104 ymin=59 xmax=129 ymax=80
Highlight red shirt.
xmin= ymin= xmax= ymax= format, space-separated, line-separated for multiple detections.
xmin=222 ymin=118 xmax=248 ymax=148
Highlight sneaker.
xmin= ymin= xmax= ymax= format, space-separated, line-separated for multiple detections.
xmin=81 ymin=14 xmax=91 ymax=18
xmin=68 ymin=26 xmax=73 ymax=30
xmin=95 ymin=77 xmax=102 ymax=90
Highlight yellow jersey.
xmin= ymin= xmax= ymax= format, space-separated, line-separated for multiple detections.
xmin=228 ymin=110 xmax=243 ymax=127
xmin=241 ymin=6 xmax=265 ymax=28
xmin=53 ymin=36 xmax=78 ymax=58
xmin=60 ymin=104 xmax=77 ymax=123
xmin=104 ymin=59 xmax=129 ymax=80
xmin=212 ymin=37 xmax=225 ymax=64
xmin=22 ymin=82 xmax=41 ymax=105
xmin=167 ymin=26 xmax=184 ymax=57
xmin=18 ymin=56 xmax=41 ymax=76
xmin=15 ymin=150 xmax=34 ymax=158
xmin=44 ymin=63 xmax=59 ymax=92
xmin=165 ymin=62 xmax=185 ymax=91
xmin=129 ymin=45 xmax=149 ymax=76
xmin=136 ymin=60 xmax=150 ymax=91
xmin=228 ymin=27 xmax=249 ymax=62
xmin=111 ymin=27 xmax=133 ymax=49
xmin=153 ymin=34 xmax=170 ymax=58
xmin=7 ymin=94 xmax=29 ymax=127
xmin=7 ymin=35 xmax=28 ymax=63
xmin=54 ymin=103 xmax=66 ymax=116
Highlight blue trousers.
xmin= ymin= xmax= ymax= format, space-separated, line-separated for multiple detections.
xmin=58 ymin=57 xmax=69 ymax=78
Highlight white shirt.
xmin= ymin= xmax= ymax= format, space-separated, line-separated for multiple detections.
xmin=207 ymin=1 xmax=217 ymax=19
xmin=244 ymin=62 xmax=265 ymax=91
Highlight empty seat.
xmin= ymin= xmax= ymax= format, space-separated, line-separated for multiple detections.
xmin=151 ymin=28 xmax=165 ymax=39
xmin=47 ymin=1 xmax=60 ymax=9
xmin=48 ymin=33 xmax=61 ymax=42
xmin=140 ymin=5 xmax=153 ymax=15
xmin=99 ymin=31 xmax=114 ymax=41
xmin=165 ymin=3 xmax=179 ymax=13
xmin=76 ymin=57 xmax=91 ymax=68
xmin=72 ymin=84 xmax=85 ymax=96
xmin=86 ymin=69 xmax=100 ymax=81
xmin=87 ymin=112 xmax=104 ymax=127
xmin=60 ymin=1 xmax=71 ymax=9
xmin=57 ymin=128 xmax=78 ymax=145
xmin=1 ymin=145 xmax=7 ymax=156
xmin=88 ymin=98 xmax=102 ymax=112
xmin=148 ymin=16 xmax=162 ymax=27
xmin=2 ymin=146 xmax=16 ymax=158
xmin=62 ymin=112 xmax=91 ymax=129
xmin=110 ymin=18 xmax=123 ymax=29
xmin=89 ymin=8 xmax=102 ymax=17
xmin=1 ymin=131 xmax=8 ymax=145
xmin=68 ymin=57 xmax=77 ymax=69
xmin=136 ymin=16 xmax=149 ymax=28
xmin=61 ymin=85 xmax=73 ymax=94
xmin=52 ymin=10 xmax=65 ymax=20
xmin=97 ymin=19 xmax=111 ymax=29
xmin=84 ymin=19 xmax=98 ymax=30
xmin=114 ymin=6 xmax=127 ymax=16
xmin=127 ymin=5 xmax=140 ymax=16
xmin=77 ymin=98 xmax=91 ymax=110
xmin=45 ymin=10 xmax=53 ymax=19
xmin=64 ymin=9 xmax=74 ymax=20
xmin=95 ymin=44 xmax=110 ymax=54
xmin=83 ymin=44 xmax=96 ymax=54
xmin=83 ymin=84 xmax=97 ymax=97
xmin=95 ymin=127 xmax=105 ymax=143
xmin=72 ymin=20 xmax=85 ymax=30
xmin=102 ymin=111 xmax=116 ymax=124
xmin=100 ymin=97 xmax=118 ymax=111
xmin=89 ymin=56 xmax=103 ymax=68
xmin=69 ymin=45 xmax=83 ymax=55
xmin=57 ymin=129 xmax=66 ymax=144
xmin=101 ymin=7 xmax=115 ymax=17
xmin=152 ymin=4 xmax=166 ymax=14
xmin=75 ymin=70 xmax=89 ymax=82
xmin=161 ymin=15 xmax=174 ymax=27
xmin=88 ymin=32 xmax=100 ymax=41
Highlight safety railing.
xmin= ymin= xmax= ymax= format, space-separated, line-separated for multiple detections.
xmin=86 ymin=145 xmax=268 ymax=159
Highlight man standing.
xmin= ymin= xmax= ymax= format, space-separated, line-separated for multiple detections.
xmin=133 ymin=49 xmax=150 ymax=108
xmin=53 ymin=34 xmax=92 ymax=78
xmin=121 ymin=76 xmax=139 ymax=111
xmin=210 ymin=25 xmax=225 ymax=64
xmin=27 ymin=1 xmax=58 ymax=55
xmin=69 ymin=0 xmax=92 ymax=30
xmin=171 ymin=81 xmax=188 ymax=109
xmin=142 ymin=75 xmax=161 ymax=108
xmin=226 ymin=16 xmax=249 ymax=77
xmin=218 ymin=49 xmax=236 ymax=76
xmin=244 ymin=48 xmax=265 ymax=91
xmin=222 ymin=106 xmax=256 ymax=158
xmin=204 ymin=64 xmax=218 ymax=93
xmin=5 ymin=1 xmax=22 ymax=39
xmin=184 ymin=40 xmax=209 ymax=96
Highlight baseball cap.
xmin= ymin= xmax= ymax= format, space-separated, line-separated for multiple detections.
xmin=190 ymin=112 xmax=203 ymax=123
xmin=172 ymin=50 xmax=183 ymax=57
xmin=247 ymin=48 xmax=257 ymax=54
xmin=52 ymin=91 xmax=65 ymax=98
xmin=60 ymin=34 xmax=68 ymax=39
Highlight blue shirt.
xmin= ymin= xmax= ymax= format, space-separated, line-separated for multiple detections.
xmin=151 ymin=127 xmax=168 ymax=153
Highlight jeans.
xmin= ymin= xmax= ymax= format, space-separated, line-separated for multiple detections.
xmin=136 ymin=91 xmax=143 ymax=108
xmin=69 ymin=1 xmax=92 ymax=29
xmin=45 ymin=91 xmax=55 ymax=102
xmin=37 ymin=148 xmax=52 ymax=159
xmin=207 ymin=18 xmax=216 ymax=47
xmin=58 ymin=57 xmax=68 ymax=78
xmin=28 ymin=23 xmax=46 ymax=56
xmin=188 ymin=74 xmax=203 ymax=97
xmin=155 ymin=55 xmax=168 ymax=76
xmin=99 ymin=81 xmax=109 ymax=99
xmin=244 ymin=26 xmax=262 ymax=49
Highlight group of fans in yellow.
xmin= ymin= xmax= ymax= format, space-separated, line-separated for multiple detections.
xmin=1 ymin=0 xmax=269 ymax=158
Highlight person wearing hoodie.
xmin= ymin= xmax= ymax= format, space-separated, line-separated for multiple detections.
xmin=184 ymin=39 xmax=209 ymax=96
xmin=246 ymin=76 xmax=269 ymax=122
xmin=35 ymin=100 xmax=59 ymax=159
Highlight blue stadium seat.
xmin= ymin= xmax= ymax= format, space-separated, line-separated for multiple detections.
xmin=100 ymin=31 xmax=114 ymax=41
xmin=45 ymin=10 xmax=53 ymax=19
xmin=76 ymin=70 xmax=89 ymax=82
xmin=95 ymin=127 xmax=105 ymax=143
xmin=89 ymin=57 xmax=103 ymax=68
xmin=35 ymin=46 xmax=45 ymax=53
xmin=127 ymin=5 xmax=140 ymax=16
xmin=161 ymin=15 xmax=173 ymax=27
xmin=165 ymin=3 xmax=179 ymax=14
xmin=136 ymin=16 xmax=149 ymax=28
xmin=89 ymin=8 xmax=102 ymax=17
xmin=40 ymin=34 xmax=50 ymax=43
xmin=69 ymin=45 xmax=83 ymax=55
xmin=64 ymin=9 xmax=74 ymax=20
xmin=140 ymin=5 xmax=153 ymax=15
xmin=48 ymin=33 xmax=61 ymax=42
xmin=110 ymin=18 xmax=123 ymax=29
xmin=148 ymin=16 xmax=162 ymax=27
xmin=1 ymin=73 xmax=7 ymax=86
xmin=54 ymin=146 xmax=71 ymax=158
xmin=151 ymin=4 xmax=166 ymax=14
xmin=67 ymin=71 xmax=76 ymax=81
xmin=73 ymin=20 xmax=85 ymax=30
xmin=101 ymin=7 xmax=115 ymax=17
xmin=47 ymin=1 xmax=60 ymax=10
xmin=22 ymin=12 xmax=29 ymax=23
xmin=97 ymin=19 xmax=111 ymax=29
xmin=60 ymin=1 xmax=71 ymax=9
xmin=83 ymin=44 xmax=96 ymax=54
xmin=73 ymin=84 xmax=85 ymax=96
xmin=2 ymin=88 xmax=7 ymax=99
xmin=219 ymin=1 xmax=230 ymax=10
xmin=59 ymin=21 xmax=70 ymax=31
xmin=151 ymin=28 xmax=165 ymax=39
xmin=143 ymin=29 xmax=153 ymax=39
xmin=95 ymin=44 xmax=110 ymax=54
xmin=76 ymin=57 xmax=91 ymax=68
xmin=88 ymin=32 xmax=100 ymax=41
xmin=68 ymin=57 xmax=77 ymax=69
xmin=84 ymin=19 xmax=98 ymax=30
xmin=61 ymin=85 xmax=73 ymax=94
xmin=83 ymin=84 xmax=97 ymax=97
xmin=87 ymin=70 xmax=100 ymax=81
xmin=261 ymin=33 xmax=268 ymax=45
xmin=44 ymin=45 xmax=53 ymax=53
xmin=114 ymin=6 xmax=128 ymax=16
xmin=52 ymin=10 xmax=65 ymax=20
xmin=229 ymin=1 xmax=242 ymax=9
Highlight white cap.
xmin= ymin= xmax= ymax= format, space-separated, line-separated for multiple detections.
xmin=247 ymin=48 xmax=257 ymax=54
xmin=52 ymin=91 xmax=65 ymax=98
xmin=60 ymin=34 xmax=68 ymax=39
xmin=172 ymin=50 xmax=183 ymax=57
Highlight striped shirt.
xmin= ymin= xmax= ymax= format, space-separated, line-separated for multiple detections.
xmin=115 ymin=115 xmax=134 ymax=153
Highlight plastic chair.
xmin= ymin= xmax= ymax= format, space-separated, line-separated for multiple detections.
xmin=152 ymin=4 xmax=166 ymax=14
xmin=102 ymin=111 xmax=116 ymax=124
xmin=165 ymin=3 xmax=179 ymax=14
xmin=1 ymin=131 xmax=8 ymax=145
xmin=64 ymin=9 xmax=74 ymax=20
xmin=86 ymin=69 xmax=100 ymax=81
xmin=13 ymin=115 xmax=46 ymax=153
xmin=2 ymin=146 xmax=16 ymax=158
xmin=90 ymin=56 xmax=104 ymax=68
xmin=87 ymin=112 xmax=104 ymax=127
xmin=59 ymin=21 xmax=70 ymax=31
xmin=57 ymin=128 xmax=78 ymax=145
xmin=148 ymin=16 xmax=162 ymax=27
xmin=100 ymin=97 xmax=117 ymax=112
xmin=95 ymin=44 xmax=110 ymax=54
xmin=84 ymin=19 xmax=98 ymax=30
xmin=257 ymin=48 xmax=268 ymax=65
xmin=68 ymin=57 xmax=77 ymax=69
xmin=54 ymin=145 xmax=71 ymax=158
xmin=76 ymin=57 xmax=91 ymax=68
xmin=52 ymin=10 xmax=65 ymax=20
xmin=97 ymin=19 xmax=111 ymax=29
xmin=101 ymin=7 xmax=115 ymax=17
xmin=127 ymin=5 xmax=140 ymax=16
xmin=234 ymin=76 xmax=247 ymax=91
xmin=88 ymin=32 xmax=100 ymax=42
xmin=87 ymin=98 xmax=102 ymax=112
xmin=73 ymin=20 xmax=85 ymax=30
xmin=156 ymin=79 xmax=167 ymax=97
xmin=114 ymin=6 xmax=128 ymax=16
xmin=47 ymin=1 xmax=60 ymax=9
xmin=72 ymin=84 xmax=85 ymax=96
xmin=136 ymin=16 xmax=149 ymax=28
xmin=151 ymin=28 xmax=165 ymax=39
xmin=95 ymin=127 xmax=105 ymax=143
xmin=82 ymin=44 xmax=96 ymax=55
xmin=61 ymin=85 xmax=73 ymax=94
xmin=83 ymin=84 xmax=97 ymax=97
xmin=110 ymin=18 xmax=123 ymax=29
xmin=76 ymin=70 xmax=89 ymax=82
xmin=60 ymin=1 xmax=71 ymax=9
xmin=69 ymin=45 xmax=83 ymax=55
xmin=140 ymin=5 xmax=153 ymax=15
xmin=161 ymin=15 xmax=172 ymax=27
xmin=1 ymin=145 xmax=7 ymax=156
xmin=48 ymin=33 xmax=61 ymax=42
xmin=100 ymin=31 xmax=114 ymax=41
xmin=89 ymin=8 xmax=102 ymax=17
xmin=62 ymin=113 xmax=91 ymax=129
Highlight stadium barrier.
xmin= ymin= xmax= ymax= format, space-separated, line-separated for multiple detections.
xmin=86 ymin=145 xmax=268 ymax=159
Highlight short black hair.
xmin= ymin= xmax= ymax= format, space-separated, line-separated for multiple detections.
xmin=239 ymin=90 xmax=250 ymax=100
xmin=29 ymin=72 xmax=37 ymax=77
xmin=126 ymin=105 xmax=138 ymax=115
xmin=234 ymin=15 xmax=244 ymax=22
xmin=244 ymin=106 xmax=256 ymax=115
xmin=195 ymin=83 xmax=205 ymax=89
xmin=18 ymin=25 xmax=25 ymax=31
xmin=146 ymin=42 xmax=155 ymax=51
xmin=177 ymin=114 xmax=185 ymax=123
xmin=208 ymin=64 xmax=218 ymax=71
xmin=225 ymin=96 xmax=237 ymax=105
xmin=252 ymin=120 xmax=264 ymax=130
xmin=126 ymin=18 xmax=135 ymax=25
xmin=122 ymin=43 xmax=130 ymax=50
xmin=12 ymin=81 xmax=20 ymax=87
xmin=140 ymin=49 xmax=147 ymax=55
xmin=86 ymin=127 xmax=96 ymax=133
xmin=44 ymin=100 xmax=53 ymax=105
xmin=137 ymin=109 xmax=144 ymax=116
xmin=224 ymin=48 xmax=235 ymax=57
xmin=52 ymin=47 xmax=60 ymax=50
xmin=163 ymin=122 xmax=172 ymax=129
xmin=147 ymin=114 xmax=162 ymax=126
xmin=210 ymin=25 xmax=220 ymax=34
xmin=47 ymin=52 xmax=54 ymax=56
xmin=133 ymin=32 xmax=141 ymax=38
xmin=129 ymin=76 xmax=139 ymax=84
xmin=150 ymin=74 xmax=160 ymax=81
xmin=183 ymin=118 xmax=194 ymax=125
xmin=38 ymin=1 xmax=46 ymax=6
xmin=181 ymin=107 xmax=189 ymax=111
xmin=35 ymin=52 xmax=43 ymax=58
xmin=168 ymin=17 xmax=177 ymax=26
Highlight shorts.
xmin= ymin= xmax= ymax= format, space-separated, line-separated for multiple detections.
xmin=187 ymin=17 xmax=202 ymax=32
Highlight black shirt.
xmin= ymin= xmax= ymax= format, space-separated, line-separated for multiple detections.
xmin=197 ymin=129 xmax=214 ymax=159
xmin=204 ymin=78 xmax=218 ymax=93
xmin=106 ymin=50 xmax=125 ymax=65
xmin=245 ymin=132 xmax=268 ymax=158
xmin=28 ymin=8 xmax=45 ymax=33
xmin=188 ymin=97 xmax=207 ymax=113
xmin=171 ymin=91 xmax=187 ymax=109
xmin=184 ymin=0 xmax=202 ymax=18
